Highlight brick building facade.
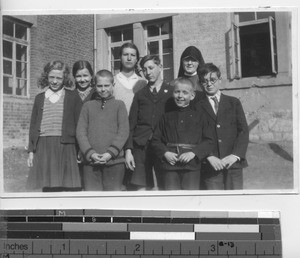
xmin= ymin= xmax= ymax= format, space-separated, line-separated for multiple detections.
xmin=2 ymin=12 xmax=293 ymax=147
xmin=2 ymin=15 xmax=94 ymax=147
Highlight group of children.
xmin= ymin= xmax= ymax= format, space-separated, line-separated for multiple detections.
xmin=27 ymin=52 xmax=249 ymax=192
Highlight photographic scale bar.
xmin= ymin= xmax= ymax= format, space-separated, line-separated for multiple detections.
xmin=0 ymin=210 xmax=282 ymax=257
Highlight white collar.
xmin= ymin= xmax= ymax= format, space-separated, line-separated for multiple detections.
xmin=184 ymin=71 xmax=197 ymax=77
xmin=116 ymin=72 xmax=140 ymax=90
xmin=117 ymin=72 xmax=139 ymax=80
xmin=45 ymin=88 xmax=65 ymax=103
xmin=150 ymin=82 xmax=163 ymax=93
xmin=207 ymin=90 xmax=221 ymax=101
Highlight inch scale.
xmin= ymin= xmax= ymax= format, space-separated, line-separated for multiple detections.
xmin=0 ymin=209 xmax=282 ymax=258
xmin=1 ymin=239 xmax=281 ymax=257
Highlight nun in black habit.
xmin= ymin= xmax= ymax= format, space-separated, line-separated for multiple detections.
xmin=170 ymin=46 xmax=205 ymax=90
xmin=167 ymin=46 xmax=206 ymax=109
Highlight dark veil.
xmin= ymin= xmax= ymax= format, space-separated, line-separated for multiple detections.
xmin=177 ymin=46 xmax=205 ymax=77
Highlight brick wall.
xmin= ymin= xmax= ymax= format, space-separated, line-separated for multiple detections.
xmin=3 ymin=14 xmax=94 ymax=148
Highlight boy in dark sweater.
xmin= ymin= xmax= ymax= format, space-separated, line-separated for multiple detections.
xmin=76 ymin=70 xmax=129 ymax=191
xmin=151 ymin=77 xmax=214 ymax=190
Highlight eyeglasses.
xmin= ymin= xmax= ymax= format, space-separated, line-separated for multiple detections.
xmin=201 ymin=77 xmax=220 ymax=86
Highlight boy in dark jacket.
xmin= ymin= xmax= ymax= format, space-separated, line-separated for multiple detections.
xmin=196 ymin=63 xmax=249 ymax=190
xmin=151 ymin=77 xmax=214 ymax=190
xmin=125 ymin=55 xmax=174 ymax=190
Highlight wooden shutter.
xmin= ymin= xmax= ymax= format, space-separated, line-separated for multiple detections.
xmin=230 ymin=22 xmax=241 ymax=79
xmin=269 ymin=16 xmax=278 ymax=74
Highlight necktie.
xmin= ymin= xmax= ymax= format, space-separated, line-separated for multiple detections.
xmin=152 ymin=87 xmax=158 ymax=95
xmin=212 ymin=96 xmax=219 ymax=114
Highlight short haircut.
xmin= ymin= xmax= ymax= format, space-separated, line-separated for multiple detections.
xmin=173 ymin=77 xmax=195 ymax=92
xmin=198 ymin=63 xmax=221 ymax=81
xmin=95 ymin=69 xmax=114 ymax=84
xmin=140 ymin=55 xmax=161 ymax=68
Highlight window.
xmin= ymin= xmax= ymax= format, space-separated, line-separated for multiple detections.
xmin=2 ymin=17 xmax=30 ymax=96
xmin=108 ymin=26 xmax=133 ymax=75
xmin=230 ymin=12 xmax=277 ymax=79
xmin=144 ymin=19 xmax=174 ymax=82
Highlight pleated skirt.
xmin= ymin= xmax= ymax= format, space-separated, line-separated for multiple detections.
xmin=26 ymin=136 xmax=82 ymax=191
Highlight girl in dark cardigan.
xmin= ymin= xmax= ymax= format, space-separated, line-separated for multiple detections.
xmin=26 ymin=60 xmax=82 ymax=191
xmin=72 ymin=60 xmax=95 ymax=183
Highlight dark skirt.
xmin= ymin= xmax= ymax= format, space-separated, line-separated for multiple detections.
xmin=26 ymin=136 xmax=81 ymax=191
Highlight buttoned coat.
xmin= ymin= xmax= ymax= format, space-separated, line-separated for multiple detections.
xmin=195 ymin=92 xmax=249 ymax=169
xmin=126 ymin=82 xmax=174 ymax=149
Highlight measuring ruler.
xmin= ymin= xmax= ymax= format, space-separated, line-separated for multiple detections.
xmin=0 ymin=209 xmax=282 ymax=257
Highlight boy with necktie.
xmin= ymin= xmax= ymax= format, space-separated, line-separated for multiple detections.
xmin=196 ymin=63 xmax=249 ymax=190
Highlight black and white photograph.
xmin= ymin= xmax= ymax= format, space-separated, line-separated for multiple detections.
xmin=0 ymin=1 xmax=299 ymax=256
xmin=1 ymin=10 xmax=295 ymax=194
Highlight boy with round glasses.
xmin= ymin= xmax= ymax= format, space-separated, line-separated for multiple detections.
xmin=196 ymin=63 xmax=249 ymax=190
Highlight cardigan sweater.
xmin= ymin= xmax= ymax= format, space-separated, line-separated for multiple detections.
xmin=151 ymin=105 xmax=214 ymax=171
xmin=28 ymin=89 xmax=83 ymax=153
xmin=126 ymin=82 xmax=174 ymax=150
xmin=76 ymin=96 xmax=129 ymax=166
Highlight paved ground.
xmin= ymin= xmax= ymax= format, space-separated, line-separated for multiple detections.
xmin=243 ymin=141 xmax=293 ymax=190
xmin=2 ymin=141 xmax=294 ymax=192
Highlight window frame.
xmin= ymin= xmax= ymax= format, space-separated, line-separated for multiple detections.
xmin=107 ymin=26 xmax=133 ymax=75
xmin=144 ymin=19 xmax=173 ymax=81
xmin=230 ymin=13 xmax=277 ymax=79
xmin=2 ymin=17 xmax=30 ymax=98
